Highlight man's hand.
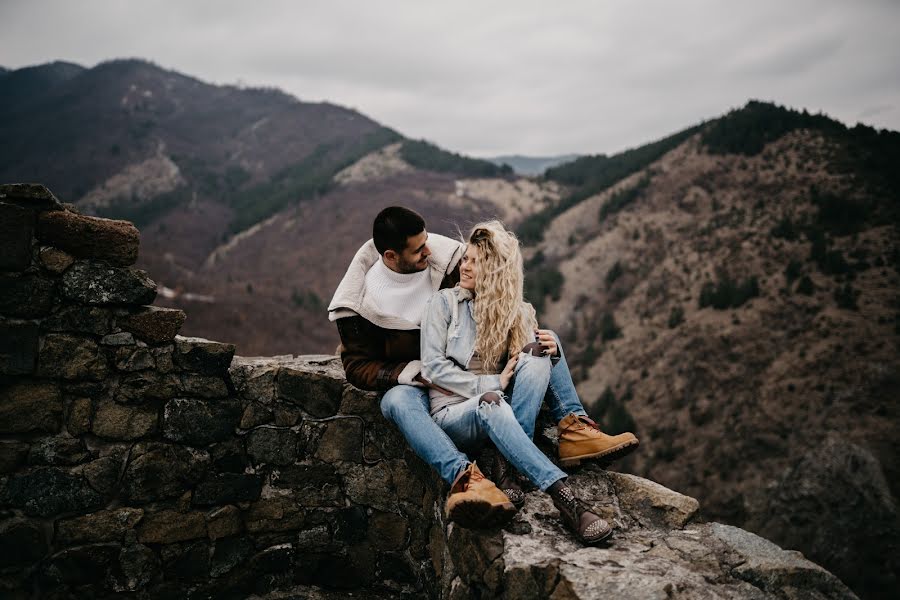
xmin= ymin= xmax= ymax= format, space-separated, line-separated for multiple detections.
xmin=500 ymin=354 xmax=520 ymax=389
xmin=534 ymin=329 xmax=559 ymax=357
xmin=414 ymin=374 xmax=454 ymax=395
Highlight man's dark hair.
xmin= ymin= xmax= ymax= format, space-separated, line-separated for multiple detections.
xmin=373 ymin=206 xmax=426 ymax=255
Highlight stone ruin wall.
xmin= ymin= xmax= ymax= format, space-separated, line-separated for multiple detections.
xmin=0 ymin=184 xmax=860 ymax=600
xmin=0 ymin=184 xmax=447 ymax=599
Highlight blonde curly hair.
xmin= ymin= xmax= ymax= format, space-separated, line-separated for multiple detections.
xmin=466 ymin=220 xmax=538 ymax=371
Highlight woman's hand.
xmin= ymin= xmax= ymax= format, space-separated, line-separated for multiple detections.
xmin=499 ymin=354 xmax=520 ymax=389
xmin=534 ymin=329 xmax=558 ymax=357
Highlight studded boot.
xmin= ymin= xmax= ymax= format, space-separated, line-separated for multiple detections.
xmin=547 ymin=480 xmax=613 ymax=545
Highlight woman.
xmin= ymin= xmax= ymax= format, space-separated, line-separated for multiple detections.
xmin=420 ymin=221 xmax=612 ymax=545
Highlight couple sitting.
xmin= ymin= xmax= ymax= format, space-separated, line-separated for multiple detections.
xmin=328 ymin=207 xmax=639 ymax=544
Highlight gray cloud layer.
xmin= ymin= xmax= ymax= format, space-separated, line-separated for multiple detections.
xmin=2 ymin=0 xmax=898 ymax=156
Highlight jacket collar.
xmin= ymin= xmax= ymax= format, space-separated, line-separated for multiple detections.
xmin=328 ymin=232 xmax=464 ymax=329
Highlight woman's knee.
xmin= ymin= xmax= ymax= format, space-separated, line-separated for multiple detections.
xmin=479 ymin=391 xmax=504 ymax=406
xmin=477 ymin=391 xmax=514 ymax=420
xmin=521 ymin=341 xmax=545 ymax=356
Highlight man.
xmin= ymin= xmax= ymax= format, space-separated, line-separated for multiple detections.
xmin=328 ymin=206 xmax=638 ymax=528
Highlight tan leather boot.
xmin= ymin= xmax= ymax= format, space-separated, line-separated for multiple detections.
xmin=557 ymin=413 xmax=639 ymax=467
xmin=446 ymin=462 xmax=517 ymax=529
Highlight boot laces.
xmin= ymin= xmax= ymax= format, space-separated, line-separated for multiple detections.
xmin=576 ymin=415 xmax=602 ymax=432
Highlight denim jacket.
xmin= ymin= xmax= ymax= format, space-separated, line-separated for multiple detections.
xmin=420 ymin=287 xmax=504 ymax=398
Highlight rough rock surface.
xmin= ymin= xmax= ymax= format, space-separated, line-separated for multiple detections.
xmin=117 ymin=306 xmax=186 ymax=343
xmin=61 ymin=261 xmax=157 ymax=305
xmin=0 ymin=273 xmax=56 ymax=318
xmin=437 ymin=466 xmax=857 ymax=599
xmin=0 ymin=322 xmax=39 ymax=375
xmin=0 ymin=381 xmax=62 ymax=433
xmin=0 ymin=201 xmax=33 ymax=270
xmin=36 ymin=210 xmax=140 ymax=266
xmin=0 ymin=183 xmax=65 ymax=210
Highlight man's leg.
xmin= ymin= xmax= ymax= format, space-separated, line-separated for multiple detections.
xmin=380 ymin=385 xmax=470 ymax=484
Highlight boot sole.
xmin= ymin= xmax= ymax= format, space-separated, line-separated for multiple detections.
xmin=559 ymin=439 xmax=639 ymax=468
xmin=448 ymin=498 xmax=517 ymax=529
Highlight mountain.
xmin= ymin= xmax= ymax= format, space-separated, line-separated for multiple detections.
xmin=522 ymin=101 xmax=900 ymax=599
xmin=485 ymin=153 xmax=581 ymax=176
xmin=0 ymin=59 xmax=556 ymax=355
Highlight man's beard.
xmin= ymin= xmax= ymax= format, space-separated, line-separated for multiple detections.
xmin=396 ymin=256 xmax=428 ymax=274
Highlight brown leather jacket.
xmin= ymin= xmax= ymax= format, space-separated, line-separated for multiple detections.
xmin=336 ymin=268 xmax=459 ymax=391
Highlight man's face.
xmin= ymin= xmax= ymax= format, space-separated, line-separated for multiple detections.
xmin=393 ymin=230 xmax=431 ymax=274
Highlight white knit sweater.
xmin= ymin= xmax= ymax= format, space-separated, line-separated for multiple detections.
xmin=363 ymin=259 xmax=433 ymax=327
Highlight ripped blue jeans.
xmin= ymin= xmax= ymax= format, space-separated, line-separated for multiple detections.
xmin=432 ymin=354 xmax=567 ymax=491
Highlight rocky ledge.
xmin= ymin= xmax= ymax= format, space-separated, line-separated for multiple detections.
xmin=438 ymin=467 xmax=856 ymax=599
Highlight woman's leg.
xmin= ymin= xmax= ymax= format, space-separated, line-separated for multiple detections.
xmin=437 ymin=394 xmax=612 ymax=543
xmin=435 ymin=397 xmax=518 ymax=529
xmin=543 ymin=332 xmax=589 ymax=422
xmin=506 ymin=348 xmax=552 ymax=439
xmin=477 ymin=392 xmax=566 ymax=490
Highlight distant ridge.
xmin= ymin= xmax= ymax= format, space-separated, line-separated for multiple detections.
xmin=0 ymin=60 xmax=85 ymax=112
xmin=485 ymin=153 xmax=580 ymax=176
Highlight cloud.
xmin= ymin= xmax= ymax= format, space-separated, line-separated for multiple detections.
xmin=1 ymin=0 xmax=898 ymax=156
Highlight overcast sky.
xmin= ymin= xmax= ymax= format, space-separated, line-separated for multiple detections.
xmin=2 ymin=1 xmax=898 ymax=157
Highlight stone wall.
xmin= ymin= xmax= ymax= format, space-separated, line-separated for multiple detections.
xmin=0 ymin=184 xmax=859 ymax=599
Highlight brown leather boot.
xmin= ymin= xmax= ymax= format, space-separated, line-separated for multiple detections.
xmin=548 ymin=480 xmax=613 ymax=545
xmin=557 ymin=413 xmax=639 ymax=468
xmin=489 ymin=451 xmax=526 ymax=508
xmin=446 ymin=462 xmax=517 ymax=529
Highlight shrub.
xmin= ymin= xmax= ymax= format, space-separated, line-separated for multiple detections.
xmin=834 ymin=283 xmax=859 ymax=310
xmin=599 ymin=176 xmax=650 ymax=222
xmin=698 ymin=275 xmax=760 ymax=309
xmin=796 ymin=275 xmax=815 ymax=295
xmin=600 ymin=312 xmax=622 ymax=341
xmin=524 ymin=266 xmax=564 ymax=315
xmin=785 ymin=259 xmax=803 ymax=284
xmin=292 ymin=289 xmax=323 ymax=310
xmin=605 ymin=261 xmax=624 ymax=287
xmin=588 ymin=387 xmax=637 ymax=435
xmin=812 ymin=189 xmax=868 ymax=236
xmin=771 ymin=217 xmax=799 ymax=240
xmin=668 ymin=306 xmax=685 ymax=328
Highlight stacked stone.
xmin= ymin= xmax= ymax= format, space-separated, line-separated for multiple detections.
xmin=0 ymin=184 xmax=442 ymax=599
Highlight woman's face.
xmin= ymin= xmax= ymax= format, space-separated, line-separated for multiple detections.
xmin=459 ymin=245 xmax=479 ymax=291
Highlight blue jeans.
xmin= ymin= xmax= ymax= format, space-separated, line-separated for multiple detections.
xmin=432 ymin=376 xmax=567 ymax=491
xmin=507 ymin=334 xmax=588 ymax=438
xmin=544 ymin=332 xmax=589 ymax=423
xmin=380 ymin=336 xmax=587 ymax=485
xmin=381 ymin=384 xmax=470 ymax=485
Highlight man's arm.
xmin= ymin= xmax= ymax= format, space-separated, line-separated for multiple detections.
xmin=336 ymin=316 xmax=416 ymax=391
